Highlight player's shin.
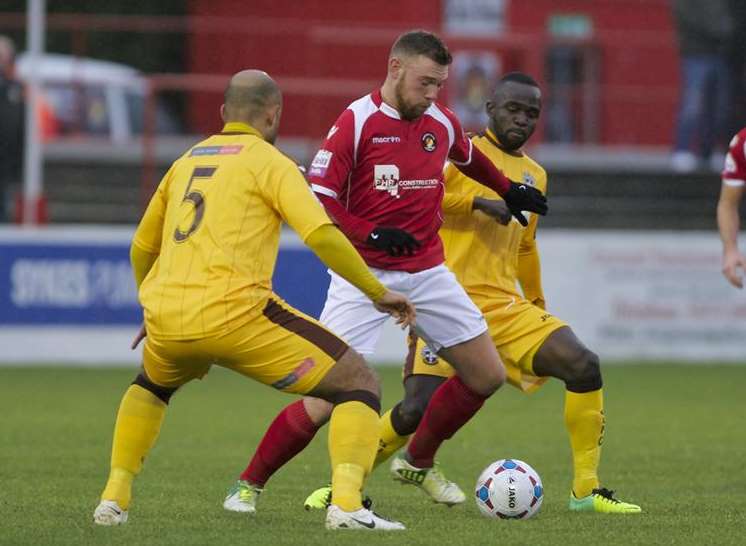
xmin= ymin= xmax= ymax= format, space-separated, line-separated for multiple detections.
xmin=328 ymin=398 xmax=381 ymax=512
xmin=407 ymin=376 xmax=487 ymax=468
xmin=564 ymin=388 xmax=604 ymax=498
xmin=240 ymin=399 xmax=322 ymax=486
xmin=373 ymin=405 xmax=410 ymax=470
xmin=101 ymin=383 xmax=167 ymax=509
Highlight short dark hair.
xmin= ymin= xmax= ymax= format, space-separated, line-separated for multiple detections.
xmin=391 ymin=30 xmax=452 ymax=66
xmin=499 ymin=71 xmax=539 ymax=88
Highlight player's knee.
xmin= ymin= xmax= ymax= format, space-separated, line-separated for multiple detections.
xmin=396 ymin=396 xmax=428 ymax=434
xmin=328 ymin=388 xmax=381 ymax=413
xmin=464 ymin=365 xmax=505 ymax=397
xmin=303 ymin=397 xmax=334 ymax=426
xmin=132 ymin=373 xmax=178 ymax=404
xmin=351 ymin=359 xmax=381 ymax=398
xmin=564 ymin=349 xmax=603 ymax=393
xmin=485 ymin=370 xmax=506 ymax=395
xmin=328 ymin=358 xmax=382 ymax=412
xmin=483 ymin=360 xmax=507 ymax=395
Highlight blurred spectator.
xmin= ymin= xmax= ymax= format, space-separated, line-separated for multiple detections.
xmin=671 ymin=0 xmax=734 ymax=172
xmin=727 ymin=0 xmax=746 ymax=140
xmin=450 ymin=52 xmax=499 ymax=134
xmin=545 ymin=45 xmax=579 ymax=143
xmin=0 ymin=35 xmax=24 ymax=222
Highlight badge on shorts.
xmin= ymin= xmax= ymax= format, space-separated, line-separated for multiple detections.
xmin=271 ymin=357 xmax=315 ymax=390
xmin=421 ymin=132 xmax=437 ymax=152
xmin=421 ymin=346 xmax=439 ymax=365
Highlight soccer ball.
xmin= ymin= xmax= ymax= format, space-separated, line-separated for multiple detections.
xmin=475 ymin=459 xmax=543 ymax=519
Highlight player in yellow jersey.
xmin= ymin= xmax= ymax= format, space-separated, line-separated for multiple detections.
xmin=92 ymin=70 xmax=416 ymax=531
xmin=301 ymin=72 xmax=641 ymax=513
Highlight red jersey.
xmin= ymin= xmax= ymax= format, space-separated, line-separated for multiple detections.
xmin=308 ymin=89 xmax=473 ymax=272
xmin=722 ymin=128 xmax=746 ymax=187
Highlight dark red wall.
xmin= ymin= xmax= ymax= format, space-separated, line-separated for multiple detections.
xmin=187 ymin=0 xmax=679 ymax=146
xmin=508 ymin=0 xmax=678 ymax=145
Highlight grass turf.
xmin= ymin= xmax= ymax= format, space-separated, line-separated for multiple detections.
xmin=1 ymin=364 xmax=744 ymax=545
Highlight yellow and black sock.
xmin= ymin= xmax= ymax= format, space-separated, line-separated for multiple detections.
xmin=372 ymin=407 xmax=409 ymax=470
xmin=101 ymin=384 xmax=167 ymax=509
xmin=328 ymin=400 xmax=380 ymax=512
xmin=564 ymin=388 xmax=604 ymax=498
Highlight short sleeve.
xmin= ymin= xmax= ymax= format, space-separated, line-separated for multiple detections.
xmin=307 ymin=109 xmax=355 ymax=199
xmin=722 ymin=130 xmax=746 ymax=187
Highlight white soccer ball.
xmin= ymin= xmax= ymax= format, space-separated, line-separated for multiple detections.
xmin=475 ymin=459 xmax=543 ymax=519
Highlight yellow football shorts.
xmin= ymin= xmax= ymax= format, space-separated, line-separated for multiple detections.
xmin=406 ymin=294 xmax=567 ymax=393
xmin=142 ymin=296 xmax=348 ymax=394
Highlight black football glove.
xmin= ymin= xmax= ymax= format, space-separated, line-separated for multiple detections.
xmin=502 ymin=182 xmax=548 ymax=226
xmin=366 ymin=227 xmax=421 ymax=257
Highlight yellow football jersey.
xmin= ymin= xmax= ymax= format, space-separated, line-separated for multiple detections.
xmin=441 ymin=129 xmax=547 ymax=301
xmin=133 ymin=122 xmax=332 ymax=340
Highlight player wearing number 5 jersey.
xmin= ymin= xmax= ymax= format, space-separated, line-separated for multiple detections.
xmin=93 ymin=70 xmax=416 ymax=531
xmin=222 ymin=31 xmax=547 ymax=514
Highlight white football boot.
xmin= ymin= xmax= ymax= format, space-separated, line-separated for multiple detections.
xmin=325 ymin=505 xmax=405 ymax=531
xmin=223 ymin=480 xmax=263 ymax=514
xmin=93 ymin=500 xmax=128 ymax=526
xmin=390 ymin=453 xmax=465 ymax=506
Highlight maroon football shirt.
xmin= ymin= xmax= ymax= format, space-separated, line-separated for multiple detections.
xmin=308 ymin=89 xmax=473 ymax=272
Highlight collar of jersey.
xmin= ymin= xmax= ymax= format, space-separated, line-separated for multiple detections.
xmin=372 ymin=89 xmax=402 ymax=120
xmin=220 ymin=122 xmax=263 ymax=138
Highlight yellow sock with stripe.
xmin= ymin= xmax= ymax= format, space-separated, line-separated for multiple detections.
xmin=328 ymin=400 xmax=380 ymax=512
xmin=372 ymin=408 xmax=409 ymax=470
xmin=564 ymin=388 xmax=604 ymax=498
xmin=101 ymin=384 xmax=167 ymax=509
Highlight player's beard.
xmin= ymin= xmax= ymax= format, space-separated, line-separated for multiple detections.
xmin=493 ymin=124 xmax=530 ymax=151
xmin=394 ymin=75 xmax=428 ymax=121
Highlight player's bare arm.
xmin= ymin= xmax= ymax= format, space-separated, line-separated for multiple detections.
xmin=717 ymin=182 xmax=745 ymax=288
xmin=453 ymin=147 xmax=547 ymax=226
xmin=473 ymin=197 xmax=512 ymax=225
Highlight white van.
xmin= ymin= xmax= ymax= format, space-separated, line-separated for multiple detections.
xmin=15 ymin=53 xmax=180 ymax=143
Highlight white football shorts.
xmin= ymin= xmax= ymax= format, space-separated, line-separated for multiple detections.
xmin=319 ymin=264 xmax=487 ymax=355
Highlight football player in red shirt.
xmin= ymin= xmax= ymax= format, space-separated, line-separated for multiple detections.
xmin=223 ymin=30 xmax=547 ymax=517
xmin=718 ymin=127 xmax=746 ymax=288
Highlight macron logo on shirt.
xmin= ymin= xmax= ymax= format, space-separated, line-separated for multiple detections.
xmin=372 ymin=136 xmax=402 ymax=144
xmin=326 ymin=126 xmax=339 ymax=140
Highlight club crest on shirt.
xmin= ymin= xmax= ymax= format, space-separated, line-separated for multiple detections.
xmin=421 ymin=132 xmax=437 ymax=152
xmin=522 ymin=171 xmax=536 ymax=187
xmin=421 ymin=346 xmax=439 ymax=365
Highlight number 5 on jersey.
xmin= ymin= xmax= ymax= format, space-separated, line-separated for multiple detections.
xmin=174 ymin=166 xmax=217 ymax=242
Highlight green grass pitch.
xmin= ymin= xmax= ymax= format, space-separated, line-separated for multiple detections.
xmin=1 ymin=363 xmax=744 ymax=545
